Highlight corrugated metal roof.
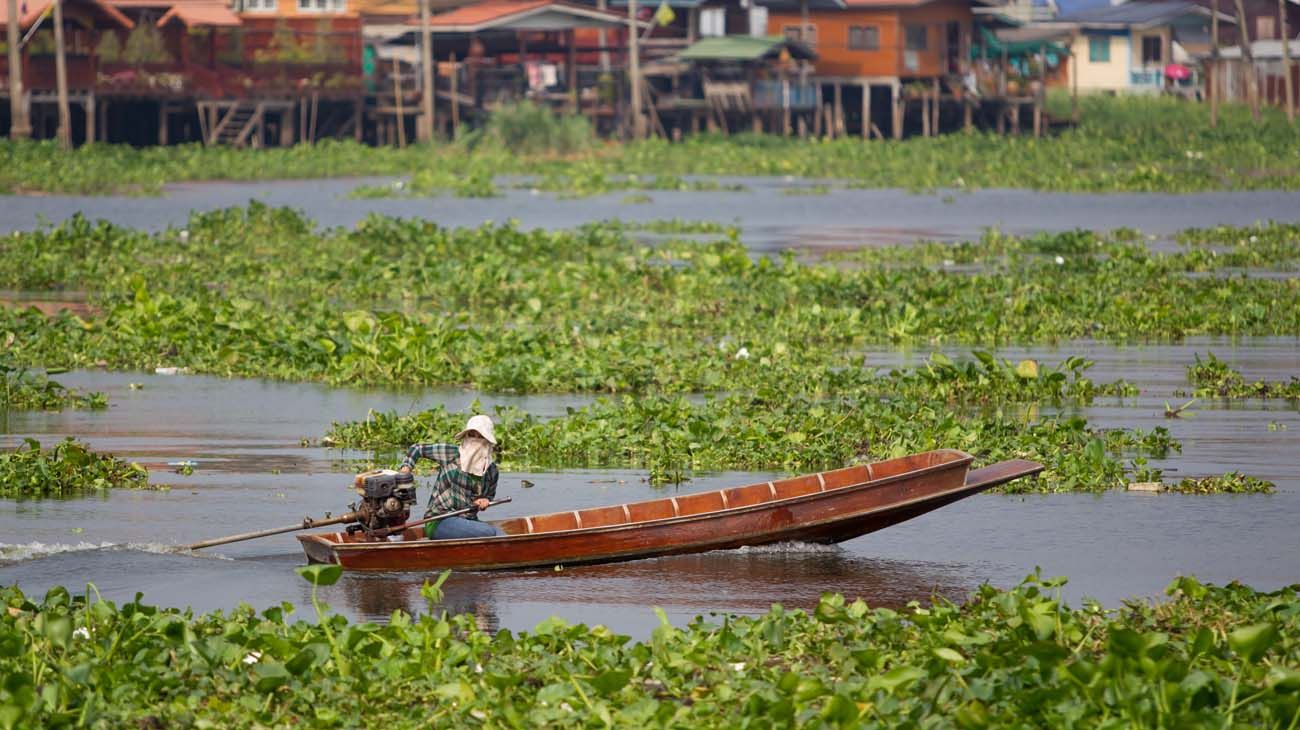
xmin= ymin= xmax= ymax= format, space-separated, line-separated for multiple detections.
xmin=1059 ymin=0 xmax=1209 ymax=26
xmin=403 ymin=0 xmax=628 ymax=32
xmin=677 ymin=34 xmax=815 ymax=61
xmin=608 ymin=0 xmax=706 ymax=8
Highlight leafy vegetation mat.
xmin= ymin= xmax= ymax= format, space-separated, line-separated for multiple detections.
xmin=5 ymin=97 xmax=1300 ymax=196
xmin=1 ymin=571 xmax=1297 ymax=728
xmin=1 ymin=360 xmax=106 ymax=412
xmin=0 ymin=438 xmax=151 ymax=499
xmin=2 ymin=206 xmax=1294 ymax=491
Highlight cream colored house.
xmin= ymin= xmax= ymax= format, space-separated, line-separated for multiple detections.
xmin=1059 ymin=0 xmax=1230 ymax=93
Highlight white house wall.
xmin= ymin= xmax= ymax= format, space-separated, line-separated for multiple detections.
xmin=1070 ymin=32 xmax=1131 ymax=92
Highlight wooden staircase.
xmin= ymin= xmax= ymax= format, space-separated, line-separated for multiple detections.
xmin=197 ymin=101 xmax=266 ymax=147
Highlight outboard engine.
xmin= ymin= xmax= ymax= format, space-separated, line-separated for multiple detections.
xmin=348 ymin=469 xmax=417 ymax=537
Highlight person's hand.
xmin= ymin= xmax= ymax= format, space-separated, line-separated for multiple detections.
xmin=473 ymin=498 xmax=490 ymax=511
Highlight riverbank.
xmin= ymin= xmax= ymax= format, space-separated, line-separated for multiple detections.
xmin=4 ymin=97 xmax=1300 ymax=197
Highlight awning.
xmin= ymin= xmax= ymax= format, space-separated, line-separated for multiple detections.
xmin=678 ymin=35 xmax=816 ymax=62
xmin=157 ymin=2 xmax=241 ymax=28
xmin=974 ymin=26 xmax=1068 ymax=57
xmin=403 ymin=0 xmax=632 ymax=33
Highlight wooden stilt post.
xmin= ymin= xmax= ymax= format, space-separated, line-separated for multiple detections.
xmin=1070 ymin=47 xmax=1079 ymax=122
xmin=393 ymin=58 xmax=406 ymax=148
xmin=52 ymin=0 xmax=72 ymax=148
xmin=782 ymin=76 xmax=791 ymax=136
xmin=833 ymin=81 xmax=843 ymax=136
xmin=799 ymin=0 xmax=810 ymax=86
xmin=628 ymin=0 xmax=644 ymax=138
xmin=85 ymin=94 xmax=95 ymax=145
xmin=1210 ymin=1 xmax=1220 ymax=127
xmin=6 ymin=0 xmax=31 ymax=139
xmin=158 ymin=103 xmax=168 ymax=145
xmin=861 ymin=81 xmax=870 ymax=139
xmin=450 ymin=54 xmax=460 ymax=137
xmin=566 ymin=30 xmax=578 ymax=114
xmin=1234 ymin=0 xmax=1260 ymax=119
xmin=98 ymin=97 xmax=108 ymax=142
xmin=418 ymin=0 xmax=434 ymax=141
xmin=1281 ymin=0 xmax=1294 ymax=121
xmin=353 ymin=97 xmax=363 ymax=141
xmin=597 ymin=0 xmax=611 ymax=72
xmin=891 ymin=82 xmax=902 ymax=139
xmin=931 ymin=76 xmax=939 ymax=134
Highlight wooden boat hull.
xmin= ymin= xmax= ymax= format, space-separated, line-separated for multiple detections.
xmin=298 ymin=450 xmax=1042 ymax=572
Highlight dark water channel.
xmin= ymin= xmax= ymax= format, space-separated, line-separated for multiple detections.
xmin=2 ymin=338 xmax=1296 ymax=637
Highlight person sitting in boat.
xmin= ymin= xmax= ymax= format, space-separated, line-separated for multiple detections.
xmin=398 ymin=414 xmax=505 ymax=539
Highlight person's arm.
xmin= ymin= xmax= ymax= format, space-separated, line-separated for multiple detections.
xmin=399 ymin=443 xmax=459 ymax=472
xmin=473 ymin=464 xmax=498 ymax=510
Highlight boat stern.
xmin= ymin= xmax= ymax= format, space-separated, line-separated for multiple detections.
xmin=297 ymin=533 xmax=342 ymax=565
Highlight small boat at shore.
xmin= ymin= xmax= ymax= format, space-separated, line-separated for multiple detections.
xmin=298 ymin=449 xmax=1042 ymax=572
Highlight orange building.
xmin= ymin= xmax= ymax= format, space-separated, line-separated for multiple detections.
xmin=765 ymin=0 xmax=972 ymax=81
xmin=760 ymin=0 xmax=976 ymax=138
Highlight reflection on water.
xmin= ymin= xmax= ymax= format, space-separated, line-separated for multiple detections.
xmin=318 ymin=546 xmax=976 ymax=634
xmin=0 ymin=338 xmax=1297 ymax=635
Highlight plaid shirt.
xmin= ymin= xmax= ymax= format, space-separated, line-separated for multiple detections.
xmin=401 ymin=443 xmax=498 ymax=518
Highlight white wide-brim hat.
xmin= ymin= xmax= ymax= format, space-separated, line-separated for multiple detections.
xmin=455 ymin=414 xmax=497 ymax=445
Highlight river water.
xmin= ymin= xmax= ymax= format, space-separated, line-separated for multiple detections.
xmin=2 ymin=180 xmax=1298 ymax=636
xmin=1 ymin=339 xmax=1295 ymax=636
xmin=4 ymin=179 xmax=1300 ymax=251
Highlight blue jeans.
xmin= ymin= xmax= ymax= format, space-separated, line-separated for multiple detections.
xmin=429 ymin=516 xmax=504 ymax=540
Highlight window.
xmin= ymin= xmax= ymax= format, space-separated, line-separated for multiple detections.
xmin=1140 ymin=36 xmax=1162 ymax=64
xmin=239 ymin=0 xmax=277 ymax=10
xmin=298 ymin=0 xmax=344 ymax=12
xmin=699 ymin=7 xmax=725 ymax=38
xmin=1256 ymin=16 xmax=1276 ymax=39
xmin=848 ymin=25 xmax=880 ymax=51
xmin=1088 ymin=35 xmax=1109 ymax=62
xmin=904 ymin=24 xmax=927 ymax=51
xmin=783 ymin=24 xmax=817 ymax=47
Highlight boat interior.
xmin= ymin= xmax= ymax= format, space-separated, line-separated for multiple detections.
xmin=319 ymin=450 xmax=972 ymax=545
xmin=474 ymin=448 xmax=972 ymax=538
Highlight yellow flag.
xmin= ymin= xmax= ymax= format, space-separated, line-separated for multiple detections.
xmin=654 ymin=0 xmax=676 ymax=27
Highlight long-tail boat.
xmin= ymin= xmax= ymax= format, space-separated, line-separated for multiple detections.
xmin=298 ymin=449 xmax=1042 ymax=572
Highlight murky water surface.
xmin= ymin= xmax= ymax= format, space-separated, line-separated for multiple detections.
xmin=4 ymin=179 xmax=1300 ymax=251
xmin=2 ymin=339 xmax=1296 ymax=636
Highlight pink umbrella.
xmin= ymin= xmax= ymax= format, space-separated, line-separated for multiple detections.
xmin=1165 ymin=64 xmax=1191 ymax=80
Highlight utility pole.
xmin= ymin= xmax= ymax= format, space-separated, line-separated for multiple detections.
xmin=628 ymin=0 xmax=643 ymax=138
xmin=52 ymin=0 xmax=71 ymax=148
xmin=418 ymin=0 xmax=435 ymax=142
xmin=6 ymin=0 xmax=31 ymax=139
xmin=1209 ymin=0 xmax=1219 ymax=127
xmin=1281 ymin=0 xmax=1294 ymax=121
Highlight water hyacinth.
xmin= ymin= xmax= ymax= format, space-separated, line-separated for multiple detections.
xmin=1 ymin=359 xmax=107 ymax=412
xmin=0 ymin=438 xmax=153 ymax=499
xmin=0 ymin=573 xmax=1296 ymax=727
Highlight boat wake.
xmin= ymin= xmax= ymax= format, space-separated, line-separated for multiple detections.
xmin=731 ymin=542 xmax=843 ymax=556
xmin=0 ymin=541 xmax=230 ymax=565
